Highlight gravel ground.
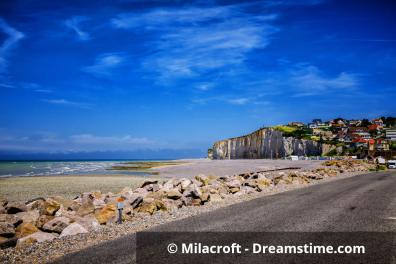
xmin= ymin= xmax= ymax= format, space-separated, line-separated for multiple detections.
xmin=153 ymin=159 xmax=324 ymax=178
xmin=0 ymin=175 xmax=164 ymax=202
xmin=0 ymin=169 xmax=369 ymax=264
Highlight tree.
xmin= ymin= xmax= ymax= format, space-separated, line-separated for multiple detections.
xmin=360 ymin=119 xmax=370 ymax=127
xmin=385 ymin=117 xmax=396 ymax=127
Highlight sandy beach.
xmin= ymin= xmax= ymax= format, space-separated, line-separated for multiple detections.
xmin=152 ymin=158 xmax=324 ymax=177
xmin=0 ymin=159 xmax=325 ymax=202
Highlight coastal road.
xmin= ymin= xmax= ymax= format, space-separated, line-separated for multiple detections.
xmin=54 ymin=171 xmax=396 ymax=263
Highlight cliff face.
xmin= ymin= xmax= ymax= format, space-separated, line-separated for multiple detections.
xmin=211 ymin=128 xmax=322 ymax=159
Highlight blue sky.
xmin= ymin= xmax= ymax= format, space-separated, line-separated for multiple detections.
xmin=0 ymin=0 xmax=395 ymax=158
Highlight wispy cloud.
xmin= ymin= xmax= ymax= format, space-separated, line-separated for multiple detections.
xmin=0 ymin=18 xmax=24 ymax=74
xmin=0 ymin=132 xmax=155 ymax=152
xmin=64 ymin=16 xmax=91 ymax=41
xmin=226 ymin=98 xmax=250 ymax=105
xmin=0 ymin=83 xmax=15 ymax=88
xmin=290 ymin=65 xmax=359 ymax=96
xmin=82 ymin=53 xmax=125 ymax=77
xmin=112 ymin=5 xmax=278 ymax=81
xmin=43 ymin=98 xmax=92 ymax=109
xmin=260 ymin=63 xmax=360 ymax=97
xmin=192 ymin=95 xmax=269 ymax=106
xmin=70 ymin=134 xmax=153 ymax=146
xmin=196 ymin=83 xmax=214 ymax=91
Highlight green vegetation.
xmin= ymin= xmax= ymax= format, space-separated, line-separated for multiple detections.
xmin=390 ymin=142 xmax=396 ymax=150
xmin=273 ymin=125 xmax=298 ymax=133
xmin=324 ymin=149 xmax=339 ymax=156
xmin=274 ymin=125 xmax=315 ymax=140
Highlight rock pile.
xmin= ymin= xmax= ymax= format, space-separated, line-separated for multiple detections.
xmin=0 ymin=160 xmax=374 ymax=249
xmin=322 ymin=160 xmax=376 ymax=172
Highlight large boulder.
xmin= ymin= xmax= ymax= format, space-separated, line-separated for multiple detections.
xmin=183 ymin=184 xmax=202 ymax=199
xmin=195 ymin=174 xmax=210 ymax=186
xmin=179 ymin=178 xmax=192 ymax=191
xmin=51 ymin=196 xmax=75 ymax=210
xmin=31 ymin=199 xmax=60 ymax=216
xmin=36 ymin=215 xmax=54 ymax=229
xmin=15 ymin=210 xmax=40 ymax=225
xmin=43 ymin=198 xmax=61 ymax=215
xmin=141 ymin=180 xmax=159 ymax=188
xmin=138 ymin=200 xmax=166 ymax=215
xmin=73 ymin=215 xmax=100 ymax=231
xmin=225 ymin=179 xmax=242 ymax=189
xmin=200 ymin=192 xmax=210 ymax=203
xmin=181 ymin=196 xmax=201 ymax=206
xmin=0 ymin=236 xmax=17 ymax=249
xmin=17 ymin=231 xmax=57 ymax=247
xmin=55 ymin=205 xmax=76 ymax=218
xmin=95 ymin=204 xmax=117 ymax=224
xmin=5 ymin=202 xmax=27 ymax=214
xmin=77 ymin=201 xmax=95 ymax=217
xmin=59 ymin=223 xmax=88 ymax=238
xmin=138 ymin=201 xmax=157 ymax=215
xmin=166 ymin=189 xmax=183 ymax=200
xmin=162 ymin=179 xmax=178 ymax=192
xmin=15 ymin=222 xmax=38 ymax=238
xmin=255 ymin=178 xmax=272 ymax=190
xmin=92 ymin=199 xmax=106 ymax=210
xmin=42 ymin=217 xmax=71 ymax=233
xmin=0 ymin=222 xmax=15 ymax=237
xmin=129 ymin=196 xmax=143 ymax=209
xmin=0 ymin=214 xmax=21 ymax=226
xmin=161 ymin=199 xmax=182 ymax=211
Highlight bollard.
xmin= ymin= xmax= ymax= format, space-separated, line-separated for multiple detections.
xmin=117 ymin=197 xmax=125 ymax=224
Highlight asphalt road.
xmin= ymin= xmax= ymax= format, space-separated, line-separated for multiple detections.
xmin=54 ymin=171 xmax=396 ymax=264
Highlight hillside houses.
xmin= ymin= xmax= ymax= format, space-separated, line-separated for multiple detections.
xmin=278 ymin=117 xmax=396 ymax=156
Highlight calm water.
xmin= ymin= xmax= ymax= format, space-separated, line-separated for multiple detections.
xmin=0 ymin=160 xmax=155 ymax=177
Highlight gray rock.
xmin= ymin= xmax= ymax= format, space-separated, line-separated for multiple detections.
xmin=141 ymin=180 xmax=158 ymax=188
xmin=42 ymin=216 xmax=71 ymax=233
xmin=59 ymin=223 xmax=88 ymax=238
xmin=6 ymin=202 xmax=27 ymax=214
xmin=17 ymin=231 xmax=57 ymax=247
xmin=166 ymin=189 xmax=183 ymax=200
xmin=130 ymin=196 xmax=143 ymax=209
xmin=0 ymin=222 xmax=15 ymax=237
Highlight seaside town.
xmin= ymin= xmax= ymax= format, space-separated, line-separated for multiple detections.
xmin=280 ymin=117 xmax=396 ymax=159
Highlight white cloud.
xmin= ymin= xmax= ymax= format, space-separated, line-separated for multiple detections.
xmin=43 ymin=98 xmax=92 ymax=109
xmin=290 ymin=65 xmax=359 ymax=96
xmin=82 ymin=53 xmax=125 ymax=77
xmin=70 ymin=134 xmax=153 ymax=146
xmin=112 ymin=6 xmax=278 ymax=80
xmin=64 ymin=16 xmax=90 ymax=41
xmin=257 ymin=63 xmax=360 ymax=97
xmin=191 ymin=96 xmax=263 ymax=106
xmin=0 ymin=83 xmax=15 ymax=88
xmin=196 ymin=83 xmax=214 ymax=91
xmin=0 ymin=18 xmax=24 ymax=74
xmin=226 ymin=98 xmax=250 ymax=105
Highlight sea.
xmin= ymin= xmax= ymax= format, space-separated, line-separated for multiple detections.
xmin=0 ymin=160 xmax=155 ymax=177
